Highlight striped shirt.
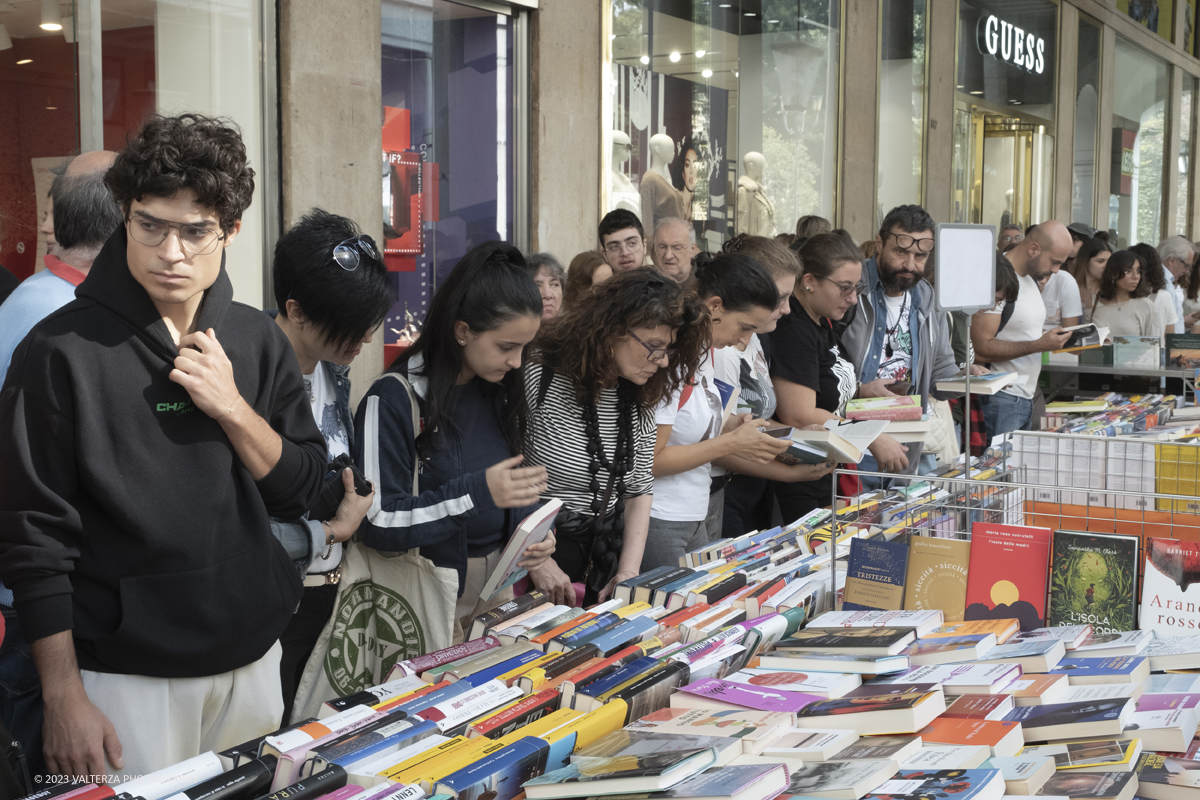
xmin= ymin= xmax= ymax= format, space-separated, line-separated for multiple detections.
xmin=523 ymin=362 xmax=655 ymax=515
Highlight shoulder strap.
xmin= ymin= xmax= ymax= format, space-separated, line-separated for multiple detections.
xmin=998 ymin=297 xmax=1016 ymax=334
xmin=381 ymin=373 xmax=420 ymax=496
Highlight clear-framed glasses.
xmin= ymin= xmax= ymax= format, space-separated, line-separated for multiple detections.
xmin=333 ymin=235 xmax=380 ymax=271
xmin=603 ymin=236 xmax=643 ymax=255
xmin=655 ymin=242 xmax=690 ymax=256
xmin=884 ymin=232 xmax=936 ymax=253
xmin=818 ymin=276 xmax=867 ymax=298
xmin=628 ymin=329 xmax=672 ymax=364
xmin=126 ymin=214 xmax=225 ymax=256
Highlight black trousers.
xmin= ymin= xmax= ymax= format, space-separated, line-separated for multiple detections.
xmin=279 ymin=584 xmax=338 ymax=724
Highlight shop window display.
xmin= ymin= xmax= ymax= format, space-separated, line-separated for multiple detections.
xmin=1109 ymin=37 xmax=1169 ymax=249
xmin=1117 ymin=0 xmax=1177 ymax=43
xmin=1073 ymin=17 xmax=1102 ymax=228
xmin=605 ymin=0 xmax=840 ymax=250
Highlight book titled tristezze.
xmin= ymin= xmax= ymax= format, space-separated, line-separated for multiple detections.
xmin=1046 ymin=530 xmax=1138 ymax=633
xmin=1141 ymin=537 xmax=1200 ymax=637
xmin=903 ymin=536 xmax=971 ymax=623
xmin=964 ymin=522 xmax=1051 ymax=632
xmin=478 ymin=499 xmax=563 ymax=602
xmin=843 ymin=538 xmax=909 ymax=612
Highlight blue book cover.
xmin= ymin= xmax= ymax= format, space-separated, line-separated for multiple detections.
xmin=655 ymin=572 xmax=709 ymax=607
xmin=327 ymin=717 xmax=439 ymax=769
xmin=573 ymin=656 xmax=659 ymax=704
xmin=842 ymin=538 xmax=909 ymax=612
xmin=1002 ymin=699 xmax=1131 ymax=729
xmin=1046 ymin=656 xmax=1147 ymax=676
xmin=459 ymin=650 xmax=544 ymax=687
xmin=435 ymin=736 xmax=547 ymax=800
xmin=392 ymin=679 xmax=473 ymax=715
xmin=543 ymin=729 xmax=578 ymax=773
xmin=659 ymin=764 xmax=787 ymax=799
xmin=552 ymin=611 xmax=621 ymax=649
xmin=866 ymin=769 xmax=1002 ymax=800
xmin=587 ymin=617 xmax=659 ymax=657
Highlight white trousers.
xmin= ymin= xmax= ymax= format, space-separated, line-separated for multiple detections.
xmin=80 ymin=641 xmax=283 ymax=780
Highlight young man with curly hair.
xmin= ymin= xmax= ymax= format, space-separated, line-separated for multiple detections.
xmin=0 ymin=114 xmax=326 ymax=779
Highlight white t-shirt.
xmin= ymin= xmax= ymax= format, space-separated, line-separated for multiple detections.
xmin=713 ymin=334 xmax=776 ymax=421
xmin=1091 ymin=296 xmax=1165 ymax=337
xmin=1151 ymin=290 xmax=1178 ymax=332
xmin=1041 ymin=270 xmax=1083 ymax=331
xmin=652 ymin=354 xmax=722 ymax=522
xmin=304 ymin=365 xmax=348 ymax=572
xmin=877 ymin=293 xmax=914 ymax=383
xmin=986 ymin=273 xmax=1045 ymax=400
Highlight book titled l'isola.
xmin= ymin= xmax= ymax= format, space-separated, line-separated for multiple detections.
xmin=843 ymin=538 xmax=909 ymax=612
xmin=1047 ymin=530 xmax=1138 ymax=633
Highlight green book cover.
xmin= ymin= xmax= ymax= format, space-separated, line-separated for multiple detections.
xmin=1047 ymin=530 xmax=1138 ymax=632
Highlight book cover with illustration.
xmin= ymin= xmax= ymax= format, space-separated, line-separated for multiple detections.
xmin=1047 ymin=530 xmax=1138 ymax=633
xmin=1036 ymin=771 xmax=1138 ymax=800
xmin=522 ymin=748 xmax=716 ymax=798
xmin=843 ymin=538 xmax=910 ymax=612
xmin=1134 ymin=752 xmax=1200 ymax=793
xmin=903 ymin=536 xmax=972 ymax=623
xmin=1141 ymin=537 xmax=1200 ymax=636
xmin=796 ymin=688 xmax=934 ymax=718
xmin=1002 ymin=699 xmax=1132 ymax=730
xmin=1167 ymin=333 xmax=1200 ymax=370
xmin=964 ymin=523 xmax=1052 ymax=631
xmin=864 ymin=769 xmax=1005 ymax=800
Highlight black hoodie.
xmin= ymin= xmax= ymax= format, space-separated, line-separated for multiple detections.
xmin=0 ymin=226 xmax=325 ymax=677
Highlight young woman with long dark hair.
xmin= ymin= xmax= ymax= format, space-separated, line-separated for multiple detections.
xmin=1089 ymin=250 xmax=1167 ymax=336
xmin=1130 ymin=242 xmax=1179 ymax=334
xmin=354 ymin=242 xmax=555 ymax=643
xmin=1070 ymin=237 xmax=1114 ymax=323
xmin=523 ymin=268 xmax=708 ymax=605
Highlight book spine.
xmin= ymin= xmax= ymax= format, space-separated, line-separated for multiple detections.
xmin=468 ymin=688 xmax=561 ymax=739
xmin=846 ymin=406 xmax=923 ymax=421
xmin=468 ymin=590 xmax=551 ymax=641
xmin=259 ymin=765 xmax=348 ymax=800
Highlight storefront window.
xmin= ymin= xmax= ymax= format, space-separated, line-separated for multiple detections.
xmin=606 ymin=0 xmax=840 ymax=248
xmin=877 ymin=0 xmax=927 ymax=226
xmin=1073 ymin=17 xmax=1101 ymax=228
xmin=381 ymin=1 xmax=518 ymax=363
xmin=953 ymin=0 xmax=1057 ymax=229
xmin=1117 ymin=0 xmax=1176 ymax=43
xmin=1109 ymin=37 xmax=1169 ymax=248
xmin=1177 ymin=75 xmax=1196 ymax=235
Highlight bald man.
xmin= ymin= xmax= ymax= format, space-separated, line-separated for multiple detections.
xmin=970 ymin=221 xmax=1074 ymax=438
xmin=651 ymin=217 xmax=699 ymax=282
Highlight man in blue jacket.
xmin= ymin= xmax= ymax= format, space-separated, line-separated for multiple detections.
xmin=841 ymin=204 xmax=960 ymax=483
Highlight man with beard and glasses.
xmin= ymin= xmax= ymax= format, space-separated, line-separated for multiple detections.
xmin=841 ymin=205 xmax=959 ymax=481
xmin=971 ymin=221 xmax=1074 ymax=438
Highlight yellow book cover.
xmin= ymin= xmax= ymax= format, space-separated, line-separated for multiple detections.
xmin=413 ymin=739 xmax=509 ymax=792
xmin=495 ymin=652 xmax=561 ymax=687
xmin=613 ymin=601 xmax=653 ymax=619
xmin=542 ymin=699 xmax=628 ymax=752
xmin=384 ymin=736 xmax=499 ymax=787
xmin=496 ymin=708 xmax=584 ymax=746
xmin=903 ymin=536 xmax=972 ymax=623
xmin=379 ymin=736 xmax=470 ymax=781
xmin=924 ymin=618 xmax=1019 ymax=642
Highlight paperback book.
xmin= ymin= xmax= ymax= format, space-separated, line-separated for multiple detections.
xmin=1141 ymin=538 xmax=1200 ymax=637
xmin=843 ymin=538 xmax=909 ymax=612
xmin=1046 ymin=530 xmax=1138 ymax=633
xmin=963 ymin=523 xmax=1052 ymax=631
xmin=903 ymin=536 xmax=972 ymax=623
xmin=862 ymin=769 xmax=1006 ymax=800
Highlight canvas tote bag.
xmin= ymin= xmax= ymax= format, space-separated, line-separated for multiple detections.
xmin=290 ymin=373 xmax=458 ymax=722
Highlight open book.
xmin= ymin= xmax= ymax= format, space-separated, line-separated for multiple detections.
xmin=775 ymin=419 xmax=888 ymax=465
xmin=935 ymin=372 xmax=1025 ymax=395
xmin=479 ymin=498 xmax=563 ymax=601
xmin=1056 ymin=323 xmax=1110 ymax=353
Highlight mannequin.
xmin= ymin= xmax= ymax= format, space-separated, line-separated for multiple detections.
xmin=640 ymin=133 xmax=684 ymax=243
xmin=610 ymin=130 xmax=642 ymax=216
xmin=736 ymin=152 xmax=776 ymax=236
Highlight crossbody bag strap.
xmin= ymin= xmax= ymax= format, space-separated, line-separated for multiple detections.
xmin=378 ymin=372 xmax=423 ymax=558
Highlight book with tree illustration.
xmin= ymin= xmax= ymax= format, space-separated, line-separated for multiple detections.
xmin=1047 ymin=531 xmax=1138 ymax=633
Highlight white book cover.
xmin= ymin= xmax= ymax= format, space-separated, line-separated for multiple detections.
xmin=321 ymin=674 xmax=428 ymax=717
xmin=1147 ymin=673 xmax=1200 ymax=693
xmin=1072 ymin=631 xmax=1154 ymax=655
xmin=1126 ymin=706 xmax=1195 ymax=732
xmin=1057 ymin=683 xmax=1141 ymax=703
xmin=479 ymin=498 xmax=562 ymax=601
xmin=494 ymin=604 xmax=571 ymax=639
xmin=762 ymin=728 xmax=858 ymax=759
xmin=360 ymin=784 xmax=427 ymax=800
xmin=726 ymin=668 xmax=861 ymax=698
xmin=1144 ymin=634 xmax=1200 ymax=657
xmin=869 ymin=663 xmax=1019 ymax=690
xmin=807 ymin=609 xmax=943 ymax=636
xmin=418 ymin=679 xmax=522 ymax=732
xmin=121 ymin=752 xmax=224 ymax=800
xmin=899 ymin=745 xmax=990 ymax=770
xmin=266 ymin=703 xmax=378 ymax=755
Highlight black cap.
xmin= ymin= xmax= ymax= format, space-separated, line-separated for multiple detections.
xmin=1067 ymin=221 xmax=1097 ymax=240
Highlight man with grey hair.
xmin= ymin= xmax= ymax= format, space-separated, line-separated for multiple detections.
xmin=650 ymin=217 xmax=698 ymax=283
xmin=1159 ymin=235 xmax=1198 ymax=330
xmin=526 ymin=252 xmax=564 ymax=320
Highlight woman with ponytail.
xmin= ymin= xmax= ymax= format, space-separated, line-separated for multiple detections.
xmin=354 ymin=242 xmax=556 ymax=643
xmin=643 ymin=252 xmax=835 ymax=570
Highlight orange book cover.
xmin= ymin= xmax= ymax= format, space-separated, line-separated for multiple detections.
xmin=659 ymin=603 xmax=712 ymax=628
xmin=1007 ymin=673 xmax=1069 ymax=699
xmin=529 ymin=612 xmax=599 ymax=646
xmin=924 ymin=619 xmax=1020 ymax=643
xmin=920 ymin=717 xmax=1020 ymax=746
xmin=372 ymin=679 xmax=450 ymax=713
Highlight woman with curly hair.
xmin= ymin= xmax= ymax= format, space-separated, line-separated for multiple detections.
xmin=523 ymin=268 xmax=708 ymax=604
xmin=1089 ymin=250 xmax=1166 ymax=336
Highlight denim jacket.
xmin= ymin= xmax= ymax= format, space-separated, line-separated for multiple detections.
xmin=271 ymin=360 xmax=354 ymax=577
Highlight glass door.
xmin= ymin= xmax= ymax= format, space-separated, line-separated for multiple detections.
xmin=955 ymin=102 xmax=1054 ymax=230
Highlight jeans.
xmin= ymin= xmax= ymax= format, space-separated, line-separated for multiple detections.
xmin=978 ymin=392 xmax=1033 ymax=441
xmin=0 ymin=610 xmax=44 ymax=780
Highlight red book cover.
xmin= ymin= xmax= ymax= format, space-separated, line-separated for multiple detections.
xmin=845 ymin=396 xmax=924 ymax=421
xmin=468 ymin=688 xmax=561 ymax=738
xmin=919 ymin=717 xmax=1020 ymax=746
xmin=942 ymin=693 xmax=1012 ymax=720
xmin=964 ymin=522 xmax=1051 ymax=631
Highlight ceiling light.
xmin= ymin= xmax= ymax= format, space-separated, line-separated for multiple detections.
xmin=695 ymin=49 xmax=706 ymax=58
xmin=745 ymin=12 xmax=756 ymax=16
xmin=16 ymin=58 xmax=32 ymax=65
xmin=719 ymin=3 xmax=731 ymax=7
xmin=703 ymin=69 xmax=713 ymax=78
xmin=39 ymin=0 xmax=62 ymax=31
xmin=640 ymin=55 xmax=649 ymax=65
xmin=45 ymin=106 xmax=56 ymax=110
xmin=0 ymin=24 xmax=10 ymax=51
xmin=669 ymin=51 xmax=681 ymax=62
xmin=768 ymin=19 xmax=779 ymax=23
xmin=957 ymin=84 xmax=965 ymax=89
xmin=970 ymin=90 xmax=983 ymax=95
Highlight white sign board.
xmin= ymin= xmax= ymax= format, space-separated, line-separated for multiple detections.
xmin=935 ymin=223 xmax=996 ymax=314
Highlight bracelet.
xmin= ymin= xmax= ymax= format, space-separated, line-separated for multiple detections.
xmin=321 ymin=520 xmax=335 ymax=559
xmin=218 ymin=396 xmax=238 ymax=419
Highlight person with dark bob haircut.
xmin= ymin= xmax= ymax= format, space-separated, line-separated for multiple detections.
xmin=355 ymin=242 xmax=555 ymax=644
xmin=269 ymin=208 xmax=391 ymax=722
xmin=0 ymin=113 xmax=326 ymax=779
xmin=524 ymin=268 xmax=708 ymax=605
xmin=645 ymin=252 xmax=834 ymax=570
